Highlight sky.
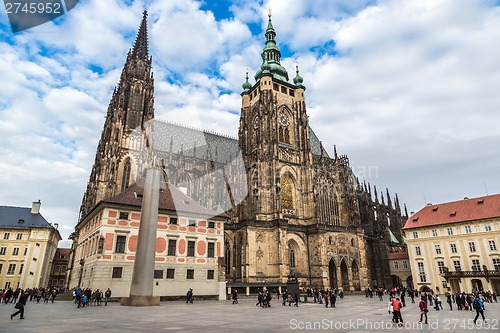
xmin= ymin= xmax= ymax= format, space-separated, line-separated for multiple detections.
xmin=1 ymin=0 xmax=499 ymax=248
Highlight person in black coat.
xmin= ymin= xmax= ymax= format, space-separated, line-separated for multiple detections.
xmin=11 ymin=291 xmax=28 ymax=319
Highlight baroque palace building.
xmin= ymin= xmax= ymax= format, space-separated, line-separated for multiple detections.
xmin=404 ymin=194 xmax=500 ymax=294
xmin=72 ymin=11 xmax=408 ymax=295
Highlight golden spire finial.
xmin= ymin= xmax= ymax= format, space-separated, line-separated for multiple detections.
xmin=268 ymin=7 xmax=272 ymax=18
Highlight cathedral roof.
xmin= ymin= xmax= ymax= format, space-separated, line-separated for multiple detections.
xmin=403 ymin=193 xmax=500 ymax=230
xmin=151 ymin=120 xmax=329 ymax=160
xmin=152 ymin=121 xmax=240 ymax=164
xmin=0 ymin=205 xmax=52 ymax=229
xmin=103 ymin=182 xmax=227 ymax=219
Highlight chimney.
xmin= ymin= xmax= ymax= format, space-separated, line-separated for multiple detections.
xmin=53 ymin=223 xmax=59 ymax=230
xmin=31 ymin=200 xmax=41 ymax=214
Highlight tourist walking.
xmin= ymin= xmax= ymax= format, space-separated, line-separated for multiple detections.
xmin=446 ymin=293 xmax=453 ymax=310
xmin=418 ymin=297 xmax=428 ymax=324
xmin=472 ymin=295 xmax=487 ymax=325
xmin=11 ymin=291 xmax=28 ymax=320
xmin=232 ymin=289 xmax=238 ymax=304
xmin=186 ymin=288 xmax=193 ymax=303
xmin=104 ymin=288 xmax=112 ymax=306
xmin=391 ymin=298 xmax=403 ymax=326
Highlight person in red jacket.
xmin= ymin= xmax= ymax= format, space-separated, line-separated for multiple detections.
xmin=391 ymin=298 xmax=404 ymax=326
xmin=418 ymin=297 xmax=428 ymax=324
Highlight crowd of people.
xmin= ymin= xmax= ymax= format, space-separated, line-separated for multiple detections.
xmin=73 ymin=287 xmax=112 ymax=307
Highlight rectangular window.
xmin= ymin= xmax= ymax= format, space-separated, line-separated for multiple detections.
xmin=7 ymin=264 xmax=16 ymax=275
xmin=469 ymin=242 xmax=476 ymax=252
xmin=393 ymin=261 xmax=399 ymax=269
xmin=447 ymin=227 xmax=453 ymax=235
xmin=442 ymin=281 xmax=448 ymax=289
xmin=489 ymin=240 xmax=497 ymax=251
xmin=188 ymin=219 xmax=196 ymax=227
xmin=289 ymin=89 xmax=295 ymax=97
xmin=16 ymin=233 xmax=22 ymax=240
xmin=435 ymin=244 xmax=441 ymax=255
xmin=187 ymin=241 xmax=195 ymax=257
xmin=169 ymin=217 xmax=178 ymax=225
xmin=432 ymin=230 xmax=438 ymax=237
xmin=402 ymin=260 xmax=408 ymax=269
xmin=168 ymin=239 xmax=177 ymax=256
xmin=154 ymin=270 xmax=163 ymax=279
xmin=19 ymin=264 xmax=23 ymax=274
xmin=24 ymin=248 xmax=27 ymax=256
xmin=62 ymin=265 xmax=67 ymax=272
xmin=0 ymin=247 xmax=6 ymax=255
xmin=0 ymin=264 xmax=2 ymax=273
xmin=471 ymin=259 xmax=481 ymax=271
xmin=112 ymin=267 xmax=123 ymax=278
xmin=413 ymin=232 xmax=418 ymax=239
xmin=273 ymin=83 xmax=279 ymax=91
xmin=485 ymin=224 xmax=492 ymax=232
xmin=207 ymin=243 xmax=215 ymax=258
xmin=12 ymin=248 xmax=19 ymax=256
xmin=207 ymin=269 xmax=215 ymax=280
xmin=493 ymin=258 xmax=500 ymax=270
xmin=281 ymin=86 xmax=287 ymax=93
xmin=418 ymin=262 xmax=426 ymax=282
xmin=465 ymin=225 xmax=472 ymax=233
xmin=415 ymin=246 xmax=421 ymax=256
xmin=166 ymin=269 xmax=175 ymax=279
xmin=4 ymin=233 xmax=10 ymax=240
xmin=208 ymin=221 xmax=215 ymax=229
xmin=437 ymin=261 xmax=445 ymax=274
xmin=186 ymin=269 xmax=194 ymax=279
xmin=119 ymin=212 xmax=129 ymax=220
xmin=453 ymin=260 xmax=462 ymax=271
xmin=115 ymin=235 xmax=126 ymax=253
xmin=450 ymin=243 xmax=457 ymax=254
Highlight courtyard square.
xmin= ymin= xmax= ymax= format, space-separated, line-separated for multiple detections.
xmin=0 ymin=295 xmax=498 ymax=333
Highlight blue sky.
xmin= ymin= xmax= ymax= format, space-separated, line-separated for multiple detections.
xmin=1 ymin=0 xmax=500 ymax=246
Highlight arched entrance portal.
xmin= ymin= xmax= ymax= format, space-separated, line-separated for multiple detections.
xmin=391 ymin=275 xmax=402 ymax=288
xmin=352 ymin=260 xmax=360 ymax=291
xmin=471 ymin=279 xmax=484 ymax=292
xmin=328 ymin=259 xmax=337 ymax=289
xmin=340 ymin=259 xmax=349 ymax=291
xmin=406 ymin=275 xmax=413 ymax=289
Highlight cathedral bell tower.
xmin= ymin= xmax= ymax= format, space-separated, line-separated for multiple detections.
xmin=238 ymin=12 xmax=315 ymax=224
xmin=79 ymin=11 xmax=154 ymax=220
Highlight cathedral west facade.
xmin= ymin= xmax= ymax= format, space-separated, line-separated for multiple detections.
xmin=72 ymin=12 xmax=408 ymax=295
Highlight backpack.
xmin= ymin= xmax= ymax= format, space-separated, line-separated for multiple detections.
xmin=473 ymin=299 xmax=480 ymax=310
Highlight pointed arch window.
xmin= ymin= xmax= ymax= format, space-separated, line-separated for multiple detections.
xmin=289 ymin=249 xmax=295 ymax=268
xmin=281 ymin=175 xmax=294 ymax=212
xmin=121 ymin=160 xmax=131 ymax=192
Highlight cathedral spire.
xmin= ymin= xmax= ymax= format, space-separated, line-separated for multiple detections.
xmin=254 ymin=10 xmax=289 ymax=82
xmin=132 ymin=11 xmax=149 ymax=60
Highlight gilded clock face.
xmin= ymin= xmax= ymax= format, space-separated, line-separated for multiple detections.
xmin=253 ymin=117 xmax=259 ymax=129
xmin=279 ymin=113 xmax=289 ymax=126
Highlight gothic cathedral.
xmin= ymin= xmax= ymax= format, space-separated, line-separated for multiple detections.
xmin=76 ymin=12 xmax=408 ymax=292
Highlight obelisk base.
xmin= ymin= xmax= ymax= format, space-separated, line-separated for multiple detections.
xmin=121 ymin=296 xmax=160 ymax=306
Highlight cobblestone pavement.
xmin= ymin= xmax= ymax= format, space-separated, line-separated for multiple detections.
xmin=0 ymin=296 xmax=498 ymax=333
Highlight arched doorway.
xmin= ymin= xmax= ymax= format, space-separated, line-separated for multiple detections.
xmin=328 ymin=259 xmax=337 ymax=289
xmin=352 ymin=260 xmax=360 ymax=291
xmin=471 ymin=279 xmax=484 ymax=292
xmin=340 ymin=259 xmax=349 ymax=291
xmin=420 ymin=285 xmax=432 ymax=293
xmin=406 ymin=275 xmax=413 ymax=289
xmin=391 ymin=275 xmax=402 ymax=288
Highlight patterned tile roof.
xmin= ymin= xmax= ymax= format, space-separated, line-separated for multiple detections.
xmin=151 ymin=120 xmax=329 ymax=160
xmin=403 ymin=193 xmax=500 ymax=230
xmin=0 ymin=206 xmax=51 ymax=228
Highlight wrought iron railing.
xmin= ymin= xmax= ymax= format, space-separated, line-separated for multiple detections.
xmin=443 ymin=269 xmax=500 ymax=278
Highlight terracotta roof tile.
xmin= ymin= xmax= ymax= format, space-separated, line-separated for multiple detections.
xmin=387 ymin=252 xmax=409 ymax=260
xmin=403 ymin=193 xmax=500 ymax=230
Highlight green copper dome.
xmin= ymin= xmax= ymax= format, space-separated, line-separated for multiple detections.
xmin=254 ymin=13 xmax=289 ymax=83
xmin=242 ymin=72 xmax=252 ymax=93
xmin=293 ymin=65 xmax=304 ymax=86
